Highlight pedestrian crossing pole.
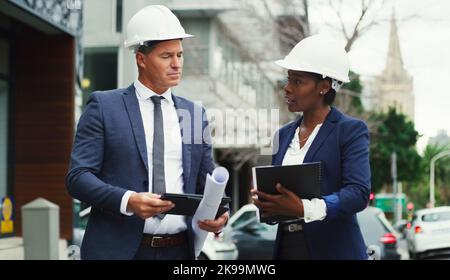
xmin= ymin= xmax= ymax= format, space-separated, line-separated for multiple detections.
xmin=391 ymin=152 xmax=399 ymax=224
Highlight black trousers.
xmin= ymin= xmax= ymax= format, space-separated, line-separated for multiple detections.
xmin=276 ymin=230 xmax=311 ymax=260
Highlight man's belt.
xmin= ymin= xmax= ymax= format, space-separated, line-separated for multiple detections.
xmin=141 ymin=231 xmax=187 ymax=248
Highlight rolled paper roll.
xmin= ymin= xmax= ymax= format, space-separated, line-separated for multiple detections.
xmin=192 ymin=166 xmax=229 ymax=257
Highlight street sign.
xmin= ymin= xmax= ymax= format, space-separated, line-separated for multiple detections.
xmin=374 ymin=194 xmax=407 ymax=214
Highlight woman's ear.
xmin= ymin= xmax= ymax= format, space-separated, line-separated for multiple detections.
xmin=319 ymin=79 xmax=332 ymax=95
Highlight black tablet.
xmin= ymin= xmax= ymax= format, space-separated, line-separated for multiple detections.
xmin=160 ymin=193 xmax=231 ymax=218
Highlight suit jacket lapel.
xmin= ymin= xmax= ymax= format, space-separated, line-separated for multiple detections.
xmin=172 ymin=94 xmax=192 ymax=191
xmin=304 ymin=107 xmax=342 ymax=163
xmin=122 ymin=84 xmax=149 ymax=171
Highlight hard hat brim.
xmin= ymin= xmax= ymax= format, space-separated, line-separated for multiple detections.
xmin=124 ymin=34 xmax=194 ymax=49
xmin=274 ymin=59 xmax=350 ymax=83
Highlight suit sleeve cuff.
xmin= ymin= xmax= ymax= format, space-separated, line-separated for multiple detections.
xmin=120 ymin=190 xmax=136 ymax=216
xmin=323 ymin=193 xmax=341 ymax=219
xmin=302 ymin=199 xmax=327 ymax=223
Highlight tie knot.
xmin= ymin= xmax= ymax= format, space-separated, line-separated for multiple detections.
xmin=150 ymin=95 xmax=164 ymax=105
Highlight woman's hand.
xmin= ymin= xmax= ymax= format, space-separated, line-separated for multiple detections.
xmin=251 ymin=183 xmax=304 ymax=218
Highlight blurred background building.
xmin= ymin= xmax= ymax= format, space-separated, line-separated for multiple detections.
xmin=373 ymin=12 xmax=415 ymax=122
xmin=0 ymin=0 xmax=82 ymax=241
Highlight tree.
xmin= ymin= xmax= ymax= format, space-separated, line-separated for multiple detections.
xmin=369 ymin=107 xmax=422 ymax=193
xmin=337 ymin=70 xmax=364 ymax=115
xmin=409 ymin=144 xmax=450 ymax=208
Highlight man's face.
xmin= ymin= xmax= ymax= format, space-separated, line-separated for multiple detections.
xmin=137 ymin=39 xmax=183 ymax=93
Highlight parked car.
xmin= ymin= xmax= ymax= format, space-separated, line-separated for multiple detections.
xmin=226 ymin=204 xmax=277 ymax=260
xmin=197 ymin=229 xmax=238 ymax=260
xmin=357 ymin=206 xmax=402 ymax=260
xmin=72 ymin=200 xmax=238 ymax=260
xmin=228 ymin=204 xmax=402 ymax=260
xmin=406 ymin=206 xmax=450 ymax=259
xmin=222 ymin=204 xmax=401 ymax=260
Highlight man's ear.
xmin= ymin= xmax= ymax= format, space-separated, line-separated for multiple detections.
xmin=136 ymin=52 xmax=146 ymax=69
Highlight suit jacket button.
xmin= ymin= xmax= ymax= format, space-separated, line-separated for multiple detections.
xmin=143 ymin=180 xmax=148 ymax=186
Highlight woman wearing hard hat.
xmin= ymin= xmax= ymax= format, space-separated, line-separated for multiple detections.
xmin=252 ymin=35 xmax=371 ymax=260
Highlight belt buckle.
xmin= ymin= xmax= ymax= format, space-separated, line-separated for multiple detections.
xmin=151 ymin=236 xmax=163 ymax=247
xmin=288 ymin=224 xmax=302 ymax=232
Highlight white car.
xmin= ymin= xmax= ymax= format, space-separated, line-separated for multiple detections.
xmin=406 ymin=206 xmax=450 ymax=259
xmin=198 ymin=228 xmax=238 ymax=260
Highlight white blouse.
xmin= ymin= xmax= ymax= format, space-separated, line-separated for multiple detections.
xmin=282 ymin=124 xmax=327 ymax=223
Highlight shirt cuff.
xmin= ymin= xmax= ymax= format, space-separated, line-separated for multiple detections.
xmin=120 ymin=190 xmax=136 ymax=216
xmin=301 ymin=198 xmax=327 ymax=223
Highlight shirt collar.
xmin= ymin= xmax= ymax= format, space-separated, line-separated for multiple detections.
xmin=134 ymin=79 xmax=174 ymax=106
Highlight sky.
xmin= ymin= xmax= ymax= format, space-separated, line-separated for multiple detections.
xmin=307 ymin=0 xmax=450 ymax=153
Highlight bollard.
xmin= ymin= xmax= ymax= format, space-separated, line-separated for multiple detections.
xmin=22 ymin=198 xmax=59 ymax=260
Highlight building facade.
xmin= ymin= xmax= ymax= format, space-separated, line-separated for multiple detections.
xmin=0 ymin=0 xmax=82 ymax=240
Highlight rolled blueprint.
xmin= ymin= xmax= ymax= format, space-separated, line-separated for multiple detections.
xmin=192 ymin=166 xmax=229 ymax=257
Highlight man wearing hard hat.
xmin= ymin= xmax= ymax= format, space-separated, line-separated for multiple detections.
xmin=252 ymin=35 xmax=371 ymax=259
xmin=66 ymin=5 xmax=227 ymax=260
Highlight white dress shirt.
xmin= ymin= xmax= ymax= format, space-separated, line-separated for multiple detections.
xmin=119 ymin=80 xmax=187 ymax=234
xmin=282 ymin=124 xmax=327 ymax=223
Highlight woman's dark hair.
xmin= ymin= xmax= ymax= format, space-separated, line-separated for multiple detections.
xmin=307 ymin=72 xmax=337 ymax=105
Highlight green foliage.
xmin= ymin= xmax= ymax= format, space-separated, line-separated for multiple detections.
xmin=369 ymin=107 xmax=423 ymax=193
xmin=409 ymin=144 xmax=450 ymax=208
xmin=341 ymin=70 xmax=364 ymax=114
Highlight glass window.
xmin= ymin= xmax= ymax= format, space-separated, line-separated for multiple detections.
xmin=231 ymin=210 xmax=256 ymax=229
xmin=115 ymin=0 xmax=123 ymax=33
xmin=0 ymin=12 xmax=10 ymax=31
xmin=180 ymin=18 xmax=210 ymax=75
xmin=0 ymin=38 xmax=8 ymax=76
xmin=422 ymin=211 xmax=450 ymax=222
xmin=83 ymin=47 xmax=118 ymax=108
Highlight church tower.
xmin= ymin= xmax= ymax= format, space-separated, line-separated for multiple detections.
xmin=375 ymin=10 xmax=414 ymax=121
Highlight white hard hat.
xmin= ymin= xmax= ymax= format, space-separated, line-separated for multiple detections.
xmin=124 ymin=5 xmax=193 ymax=50
xmin=275 ymin=34 xmax=350 ymax=85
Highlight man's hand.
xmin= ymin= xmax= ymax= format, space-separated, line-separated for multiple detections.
xmin=198 ymin=212 xmax=229 ymax=233
xmin=127 ymin=192 xmax=175 ymax=220
xmin=251 ymin=183 xmax=304 ymax=218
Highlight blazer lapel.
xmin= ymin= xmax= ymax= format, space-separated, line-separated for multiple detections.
xmin=122 ymin=84 xmax=149 ymax=171
xmin=303 ymin=107 xmax=342 ymax=163
xmin=273 ymin=118 xmax=301 ymax=165
xmin=172 ymin=94 xmax=192 ymax=190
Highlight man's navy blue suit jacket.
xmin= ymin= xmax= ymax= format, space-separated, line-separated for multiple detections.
xmin=66 ymin=84 xmax=215 ymax=260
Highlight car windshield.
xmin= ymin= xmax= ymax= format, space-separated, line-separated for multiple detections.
xmin=231 ymin=209 xmax=277 ymax=232
xmin=231 ymin=210 xmax=257 ymax=229
xmin=421 ymin=211 xmax=450 ymax=222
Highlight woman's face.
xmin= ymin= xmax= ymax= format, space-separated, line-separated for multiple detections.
xmin=283 ymin=70 xmax=327 ymax=112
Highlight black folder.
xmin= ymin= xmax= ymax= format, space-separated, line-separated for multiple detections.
xmin=160 ymin=193 xmax=231 ymax=219
xmin=252 ymin=162 xmax=322 ymax=223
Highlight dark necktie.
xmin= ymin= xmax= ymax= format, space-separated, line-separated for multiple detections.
xmin=150 ymin=95 xmax=166 ymax=219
